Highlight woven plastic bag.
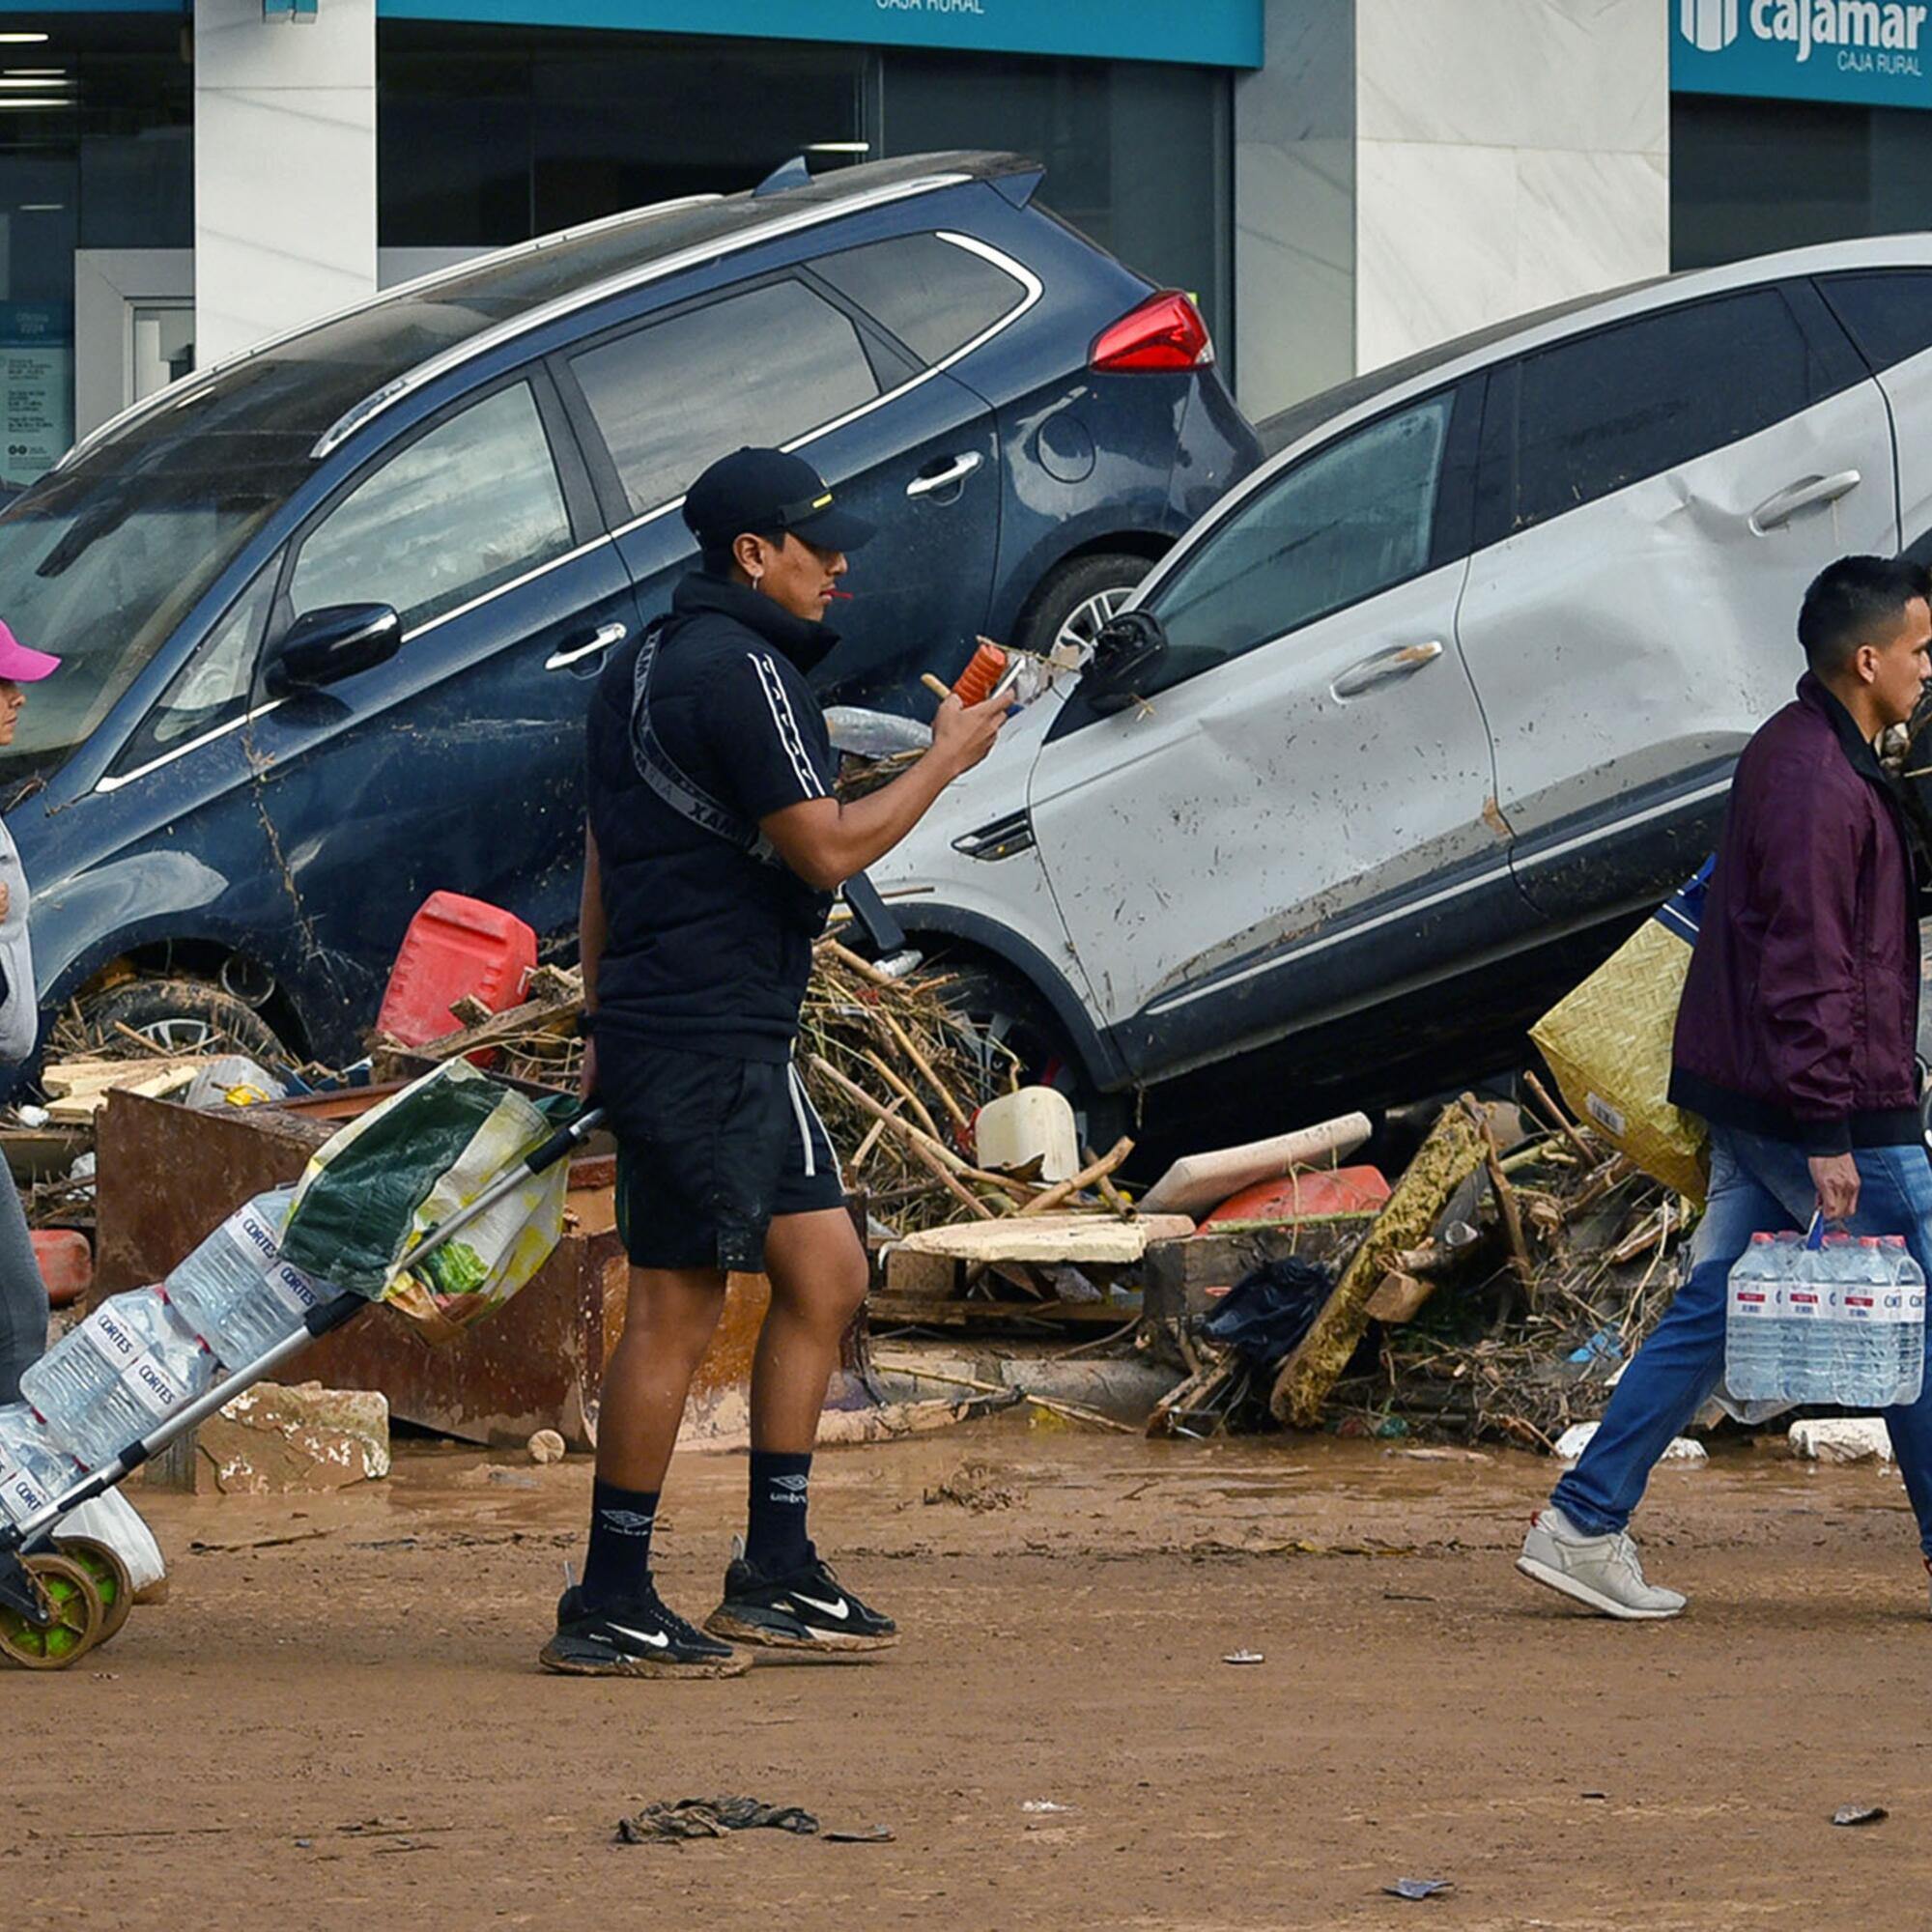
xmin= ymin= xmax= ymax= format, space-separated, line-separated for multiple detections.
xmin=277 ymin=1061 xmax=569 ymax=1345
xmin=1530 ymin=860 xmax=1713 ymax=1206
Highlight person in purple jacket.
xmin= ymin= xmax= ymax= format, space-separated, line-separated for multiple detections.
xmin=1519 ymin=553 xmax=1932 ymax=1620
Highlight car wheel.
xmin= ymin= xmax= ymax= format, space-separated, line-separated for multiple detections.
xmin=931 ymin=958 xmax=1127 ymax=1156
xmin=78 ymin=978 xmax=290 ymax=1064
xmin=1012 ymin=551 xmax=1151 ymax=662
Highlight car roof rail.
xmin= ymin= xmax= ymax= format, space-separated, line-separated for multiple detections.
xmin=308 ymin=169 xmax=974 ymax=462
xmin=53 ymin=191 xmax=728 ymax=477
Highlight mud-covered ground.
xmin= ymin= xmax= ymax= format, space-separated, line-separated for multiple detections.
xmin=10 ymin=1423 xmax=1930 ymax=1930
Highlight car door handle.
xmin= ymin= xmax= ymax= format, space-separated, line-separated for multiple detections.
xmin=905 ymin=451 xmax=984 ymax=498
xmin=1331 ymin=639 xmax=1444 ymax=700
xmin=544 ymin=621 xmax=628 ymax=671
xmin=1749 ymin=469 xmax=1861 ymax=534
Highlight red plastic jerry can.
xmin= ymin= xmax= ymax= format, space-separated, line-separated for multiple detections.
xmin=376 ymin=892 xmax=538 ymax=1054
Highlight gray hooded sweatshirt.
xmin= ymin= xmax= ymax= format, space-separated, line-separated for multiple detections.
xmin=0 ymin=813 xmax=38 ymax=1065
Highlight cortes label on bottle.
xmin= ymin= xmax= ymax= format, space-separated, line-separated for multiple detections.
xmin=264 ymin=1263 xmax=322 ymax=1317
xmin=79 ymin=1306 xmax=141 ymax=1371
xmin=124 ymin=1350 xmax=189 ymax=1422
xmin=224 ymin=1206 xmax=282 ymax=1267
xmin=0 ymin=1458 xmax=47 ymax=1520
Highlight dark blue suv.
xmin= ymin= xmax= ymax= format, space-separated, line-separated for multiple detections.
xmin=0 ymin=151 xmax=1257 ymax=1068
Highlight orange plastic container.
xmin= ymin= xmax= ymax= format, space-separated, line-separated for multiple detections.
xmin=376 ymin=892 xmax=538 ymax=1051
xmin=32 ymin=1229 xmax=91 ymax=1309
xmin=952 ymin=640 xmax=1009 ymax=705
xmin=1201 ymin=1165 xmax=1392 ymax=1227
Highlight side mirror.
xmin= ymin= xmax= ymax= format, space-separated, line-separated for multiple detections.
xmin=265 ymin=603 xmax=402 ymax=697
xmin=1078 ymin=607 xmax=1167 ymax=717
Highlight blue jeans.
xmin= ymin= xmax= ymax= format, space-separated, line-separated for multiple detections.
xmin=1551 ymin=1125 xmax=1932 ymax=1557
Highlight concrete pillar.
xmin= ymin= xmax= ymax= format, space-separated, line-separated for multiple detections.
xmin=193 ymin=0 xmax=377 ymax=368
xmin=1234 ymin=0 xmax=1357 ymax=426
xmin=1233 ymin=0 xmax=1669 ymax=423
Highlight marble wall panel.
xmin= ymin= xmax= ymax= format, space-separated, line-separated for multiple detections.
xmin=194 ymin=0 xmax=378 ymax=368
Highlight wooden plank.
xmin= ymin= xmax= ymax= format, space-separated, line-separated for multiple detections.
xmin=892 ymin=1209 xmax=1194 ymax=1265
xmin=1269 ymin=1097 xmax=1489 ymax=1427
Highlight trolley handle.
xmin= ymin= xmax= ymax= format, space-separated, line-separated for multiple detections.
xmin=522 ymin=1106 xmax=606 ymax=1179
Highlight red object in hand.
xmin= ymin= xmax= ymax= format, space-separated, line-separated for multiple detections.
xmin=33 ymin=1229 xmax=91 ymax=1310
xmin=377 ymin=892 xmax=538 ymax=1056
xmin=952 ymin=641 xmax=1009 ymax=706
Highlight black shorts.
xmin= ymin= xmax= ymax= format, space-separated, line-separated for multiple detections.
xmin=600 ymin=1040 xmax=845 ymax=1271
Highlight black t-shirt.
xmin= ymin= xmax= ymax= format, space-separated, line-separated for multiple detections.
xmin=585 ymin=572 xmax=838 ymax=1062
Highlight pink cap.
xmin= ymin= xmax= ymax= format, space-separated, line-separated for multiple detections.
xmin=0 ymin=620 xmax=59 ymax=683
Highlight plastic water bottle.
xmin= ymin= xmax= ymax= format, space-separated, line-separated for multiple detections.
xmin=0 ymin=1402 xmax=78 ymax=1527
xmin=20 ymin=1288 xmax=215 ymax=1470
xmin=1724 ymin=1234 xmax=1782 ymax=1399
xmin=165 ymin=1187 xmax=333 ymax=1368
xmin=1882 ymin=1236 xmax=1926 ymax=1406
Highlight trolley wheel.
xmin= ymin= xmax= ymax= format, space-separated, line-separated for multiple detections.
xmin=59 ymin=1537 xmax=132 ymax=1646
xmin=0 ymin=1552 xmax=103 ymax=1669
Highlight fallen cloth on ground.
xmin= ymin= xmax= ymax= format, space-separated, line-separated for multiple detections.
xmin=616 ymin=1797 xmax=820 ymax=1843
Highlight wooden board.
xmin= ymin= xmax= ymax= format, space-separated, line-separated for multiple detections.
xmin=890 ymin=1210 xmax=1194 ymax=1265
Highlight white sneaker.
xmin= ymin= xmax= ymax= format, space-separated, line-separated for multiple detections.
xmin=1516 ymin=1507 xmax=1687 ymax=1620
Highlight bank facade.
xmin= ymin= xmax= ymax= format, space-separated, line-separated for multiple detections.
xmin=0 ymin=1 xmax=1922 ymax=493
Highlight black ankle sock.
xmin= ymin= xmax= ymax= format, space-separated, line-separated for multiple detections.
xmin=582 ymin=1477 xmax=659 ymax=1606
xmin=746 ymin=1450 xmax=812 ymax=1574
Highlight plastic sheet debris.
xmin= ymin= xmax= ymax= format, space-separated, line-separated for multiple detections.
xmin=1200 ymin=1256 xmax=1333 ymax=1369
xmin=1222 ymin=1649 xmax=1264 ymax=1664
xmin=184 ymin=1055 xmax=287 ymax=1111
xmin=1383 ymin=1878 xmax=1453 ymax=1900
xmin=1555 ymin=1421 xmax=1706 ymax=1465
xmin=1790 ymin=1418 xmax=1893 ymax=1463
xmin=824 ymin=706 xmax=932 ymax=756
xmin=1833 ymin=1804 xmax=1888 ymax=1828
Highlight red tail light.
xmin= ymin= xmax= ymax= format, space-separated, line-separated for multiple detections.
xmin=1090 ymin=291 xmax=1214 ymax=372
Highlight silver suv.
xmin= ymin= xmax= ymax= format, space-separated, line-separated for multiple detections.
xmin=870 ymin=236 xmax=1932 ymax=1133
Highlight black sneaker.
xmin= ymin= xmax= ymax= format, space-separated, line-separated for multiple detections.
xmin=704 ymin=1546 xmax=899 ymax=1653
xmin=539 ymin=1579 xmax=751 ymax=1678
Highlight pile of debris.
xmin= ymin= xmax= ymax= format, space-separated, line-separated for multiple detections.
xmin=376 ymin=935 xmax=1129 ymax=1235
xmin=1147 ymin=1078 xmax=1690 ymax=1450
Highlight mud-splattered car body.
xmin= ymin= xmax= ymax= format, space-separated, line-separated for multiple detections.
xmin=0 ymin=152 xmax=1255 ymax=1068
xmin=874 ymin=238 xmax=1932 ymax=1128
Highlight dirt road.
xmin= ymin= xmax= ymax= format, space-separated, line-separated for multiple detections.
xmin=10 ymin=1423 xmax=1931 ymax=1930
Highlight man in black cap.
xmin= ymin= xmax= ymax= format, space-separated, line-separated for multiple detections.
xmin=542 ymin=447 xmax=1009 ymax=1678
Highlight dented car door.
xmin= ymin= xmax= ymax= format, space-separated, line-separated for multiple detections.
xmin=1455 ymin=280 xmax=1898 ymax=923
xmin=1027 ymin=378 xmax=1527 ymax=1080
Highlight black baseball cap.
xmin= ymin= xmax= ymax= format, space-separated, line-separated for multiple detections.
xmin=682 ymin=446 xmax=876 ymax=554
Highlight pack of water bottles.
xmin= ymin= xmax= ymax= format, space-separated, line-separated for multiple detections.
xmin=0 ymin=1401 xmax=80 ymax=1528
xmin=17 ymin=1186 xmax=341 ymax=1473
xmin=1725 ymin=1222 xmax=1927 ymax=1408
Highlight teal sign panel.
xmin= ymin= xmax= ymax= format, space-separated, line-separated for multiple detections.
xmin=379 ymin=0 xmax=1264 ymax=68
xmin=1672 ymin=0 xmax=1932 ymax=109
xmin=14 ymin=0 xmax=1264 ymax=67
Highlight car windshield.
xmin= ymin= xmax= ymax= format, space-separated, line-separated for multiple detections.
xmin=0 ymin=442 xmax=311 ymax=795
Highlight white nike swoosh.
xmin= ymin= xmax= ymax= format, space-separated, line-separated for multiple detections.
xmin=793 ymin=1592 xmax=849 ymax=1620
xmin=608 ymin=1621 xmax=671 ymax=1650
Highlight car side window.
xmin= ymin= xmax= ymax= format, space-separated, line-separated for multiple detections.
xmin=1142 ymin=391 xmax=1455 ymax=689
xmin=569 ymin=279 xmax=881 ymax=519
xmin=289 ymin=382 xmax=574 ymax=633
xmin=810 ymin=233 xmax=1029 ymax=366
xmin=1817 ymin=270 xmax=1932 ymax=374
xmin=112 ymin=563 xmax=278 ymax=773
xmin=1512 ymin=289 xmax=1844 ymax=532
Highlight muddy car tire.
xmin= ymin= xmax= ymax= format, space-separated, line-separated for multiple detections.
xmin=79 ymin=978 xmax=289 ymax=1063
xmin=1012 ymin=552 xmax=1151 ymax=663
xmin=929 ymin=958 xmax=1127 ymax=1155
